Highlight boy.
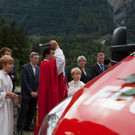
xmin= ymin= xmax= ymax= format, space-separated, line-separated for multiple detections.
xmin=0 ymin=55 xmax=18 ymax=135
xmin=68 ymin=67 xmax=85 ymax=96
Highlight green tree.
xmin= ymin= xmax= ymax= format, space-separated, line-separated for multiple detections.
xmin=14 ymin=27 xmax=31 ymax=70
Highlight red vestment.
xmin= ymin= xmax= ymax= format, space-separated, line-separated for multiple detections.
xmin=34 ymin=60 xmax=68 ymax=135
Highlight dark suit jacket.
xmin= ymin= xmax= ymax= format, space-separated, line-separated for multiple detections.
xmin=8 ymin=65 xmax=17 ymax=90
xmin=79 ymin=67 xmax=91 ymax=84
xmin=65 ymin=66 xmax=72 ymax=82
xmin=90 ymin=63 xmax=107 ymax=79
xmin=21 ymin=63 xmax=39 ymax=99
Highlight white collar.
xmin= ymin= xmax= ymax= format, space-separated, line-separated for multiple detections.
xmin=30 ymin=62 xmax=36 ymax=68
xmin=44 ymin=59 xmax=49 ymax=61
xmin=97 ymin=62 xmax=103 ymax=66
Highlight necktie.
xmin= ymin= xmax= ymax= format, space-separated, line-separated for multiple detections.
xmin=100 ymin=64 xmax=104 ymax=72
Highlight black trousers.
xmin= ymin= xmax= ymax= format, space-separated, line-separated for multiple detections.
xmin=17 ymin=97 xmax=37 ymax=131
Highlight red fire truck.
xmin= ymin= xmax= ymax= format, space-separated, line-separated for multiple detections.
xmin=39 ymin=27 xmax=135 ymax=135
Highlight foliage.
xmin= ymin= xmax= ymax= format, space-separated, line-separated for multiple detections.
xmin=0 ymin=0 xmax=134 ymax=87
xmin=118 ymin=73 xmax=135 ymax=84
xmin=0 ymin=18 xmax=30 ymax=85
xmin=0 ymin=0 xmax=114 ymax=36
xmin=0 ymin=16 xmax=113 ymax=86
xmin=125 ymin=0 xmax=135 ymax=42
xmin=30 ymin=34 xmax=111 ymax=70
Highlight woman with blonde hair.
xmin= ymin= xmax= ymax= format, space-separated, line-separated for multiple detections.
xmin=77 ymin=55 xmax=91 ymax=83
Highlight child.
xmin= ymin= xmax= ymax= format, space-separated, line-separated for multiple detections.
xmin=0 ymin=55 xmax=18 ymax=135
xmin=68 ymin=67 xmax=85 ymax=96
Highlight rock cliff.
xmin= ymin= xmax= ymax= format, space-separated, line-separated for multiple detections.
xmin=107 ymin=0 xmax=133 ymax=26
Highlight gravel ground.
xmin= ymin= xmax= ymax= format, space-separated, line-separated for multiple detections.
xmin=13 ymin=102 xmax=34 ymax=135
xmin=13 ymin=88 xmax=34 ymax=135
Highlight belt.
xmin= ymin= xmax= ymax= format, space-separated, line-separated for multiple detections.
xmin=5 ymin=96 xmax=12 ymax=99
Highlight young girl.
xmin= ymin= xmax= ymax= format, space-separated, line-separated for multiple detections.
xmin=68 ymin=67 xmax=85 ymax=96
xmin=0 ymin=55 xmax=18 ymax=135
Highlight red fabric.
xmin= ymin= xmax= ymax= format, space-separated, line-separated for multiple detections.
xmin=34 ymin=60 xmax=68 ymax=135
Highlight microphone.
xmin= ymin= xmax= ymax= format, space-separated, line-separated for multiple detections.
xmin=39 ymin=43 xmax=50 ymax=47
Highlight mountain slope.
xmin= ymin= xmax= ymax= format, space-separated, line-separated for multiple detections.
xmin=0 ymin=0 xmax=114 ymax=36
xmin=107 ymin=0 xmax=135 ymax=41
xmin=107 ymin=0 xmax=133 ymax=27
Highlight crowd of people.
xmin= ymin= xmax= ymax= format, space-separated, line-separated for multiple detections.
xmin=0 ymin=40 xmax=114 ymax=135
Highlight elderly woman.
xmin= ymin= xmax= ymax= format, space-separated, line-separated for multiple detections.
xmin=77 ymin=55 xmax=91 ymax=84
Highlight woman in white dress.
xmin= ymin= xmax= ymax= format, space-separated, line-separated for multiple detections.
xmin=68 ymin=67 xmax=85 ymax=96
xmin=0 ymin=55 xmax=18 ymax=135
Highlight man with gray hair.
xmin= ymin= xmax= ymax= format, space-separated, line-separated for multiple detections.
xmin=90 ymin=52 xmax=107 ymax=79
xmin=17 ymin=52 xmax=40 ymax=135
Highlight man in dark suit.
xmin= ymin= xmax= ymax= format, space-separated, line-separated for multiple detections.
xmin=17 ymin=52 xmax=40 ymax=135
xmin=90 ymin=52 xmax=107 ymax=79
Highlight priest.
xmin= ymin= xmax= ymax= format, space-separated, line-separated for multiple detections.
xmin=34 ymin=40 xmax=68 ymax=135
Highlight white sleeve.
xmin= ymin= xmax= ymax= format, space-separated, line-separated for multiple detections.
xmin=0 ymin=80 xmax=6 ymax=108
xmin=81 ymin=81 xmax=85 ymax=87
xmin=55 ymin=48 xmax=65 ymax=75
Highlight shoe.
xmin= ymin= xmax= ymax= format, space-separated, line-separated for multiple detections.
xmin=24 ymin=127 xmax=34 ymax=131
xmin=17 ymin=130 xmax=23 ymax=135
